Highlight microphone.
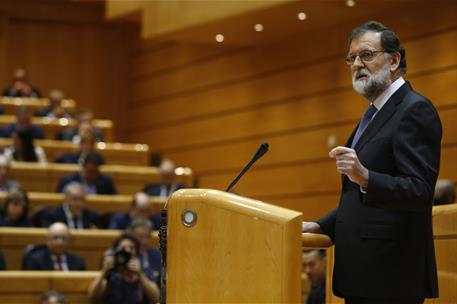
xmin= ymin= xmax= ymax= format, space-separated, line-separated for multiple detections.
xmin=226 ymin=142 xmax=269 ymax=192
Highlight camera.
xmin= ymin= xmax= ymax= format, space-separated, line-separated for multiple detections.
xmin=113 ymin=248 xmax=131 ymax=272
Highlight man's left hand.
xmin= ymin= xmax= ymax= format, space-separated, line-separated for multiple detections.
xmin=329 ymin=146 xmax=369 ymax=188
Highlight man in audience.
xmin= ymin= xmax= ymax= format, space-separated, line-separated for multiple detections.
xmin=88 ymin=233 xmax=159 ymax=303
xmin=55 ymin=132 xmax=106 ymax=165
xmin=0 ymin=155 xmax=21 ymax=191
xmin=144 ymin=160 xmax=186 ymax=197
xmin=40 ymin=290 xmax=65 ymax=304
xmin=43 ymin=182 xmax=99 ymax=229
xmin=56 ymin=110 xmax=103 ymax=143
xmin=57 ymin=152 xmax=116 ymax=195
xmin=22 ymin=222 xmax=86 ymax=271
xmin=35 ymin=89 xmax=72 ymax=118
xmin=127 ymin=219 xmax=161 ymax=285
xmin=0 ymin=105 xmax=45 ymax=139
xmin=2 ymin=68 xmax=41 ymax=98
xmin=109 ymin=192 xmax=160 ymax=230
xmin=302 ymin=249 xmax=326 ymax=304
xmin=434 ymin=179 xmax=456 ymax=205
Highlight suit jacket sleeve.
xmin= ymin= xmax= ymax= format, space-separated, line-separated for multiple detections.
xmin=363 ymin=99 xmax=441 ymax=212
xmin=316 ymin=208 xmax=337 ymax=241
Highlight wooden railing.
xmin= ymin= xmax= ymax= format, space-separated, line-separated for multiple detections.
xmin=0 ymin=227 xmax=159 ymax=270
xmin=0 ymin=114 xmax=113 ymax=141
xmin=8 ymin=162 xmax=194 ymax=194
xmin=0 ymin=138 xmax=149 ymax=166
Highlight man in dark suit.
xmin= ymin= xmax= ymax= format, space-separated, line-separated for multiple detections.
xmin=143 ymin=160 xmax=186 ymax=197
xmin=0 ymin=105 xmax=45 ymax=139
xmin=109 ymin=192 xmax=160 ymax=230
xmin=23 ymin=222 xmax=85 ymax=271
xmin=55 ymin=132 xmax=106 ymax=165
xmin=57 ymin=152 xmax=116 ymax=195
xmin=302 ymin=21 xmax=441 ymax=303
xmin=43 ymin=182 xmax=99 ymax=229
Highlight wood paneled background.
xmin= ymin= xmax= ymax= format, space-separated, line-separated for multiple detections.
xmin=0 ymin=1 xmax=134 ymax=139
xmin=124 ymin=2 xmax=457 ymax=220
xmin=0 ymin=1 xmax=455 ymax=220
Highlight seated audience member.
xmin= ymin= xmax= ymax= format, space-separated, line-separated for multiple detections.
xmin=57 ymin=152 xmax=116 ymax=195
xmin=56 ymin=110 xmax=103 ymax=143
xmin=3 ymin=128 xmax=47 ymax=163
xmin=40 ymin=290 xmax=65 ymax=304
xmin=109 ymin=192 xmax=159 ymax=230
xmin=126 ymin=219 xmax=161 ymax=285
xmin=35 ymin=89 xmax=72 ymax=118
xmin=0 ymin=105 xmax=45 ymax=139
xmin=0 ymin=187 xmax=30 ymax=227
xmin=144 ymin=160 xmax=186 ymax=197
xmin=22 ymin=222 xmax=86 ymax=271
xmin=55 ymin=132 xmax=105 ymax=165
xmin=0 ymin=249 xmax=6 ymax=270
xmin=2 ymin=68 xmax=41 ymax=98
xmin=88 ymin=233 xmax=159 ymax=304
xmin=0 ymin=155 xmax=21 ymax=191
xmin=302 ymin=249 xmax=326 ymax=304
xmin=43 ymin=182 xmax=99 ymax=229
xmin=434 ymin=179 xmax=456 ymax=205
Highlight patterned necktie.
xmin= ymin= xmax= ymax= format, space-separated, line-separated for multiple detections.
xmin=351 ymin=104 xmax=377 ymax=148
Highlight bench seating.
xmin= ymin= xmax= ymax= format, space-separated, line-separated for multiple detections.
xmin=0 ymin=227 xmax=159 ymax=270
xmin=0 ymin=138 xmax=149 ymax=166
xmin=0 ymin=114 xmax=113 ymax=141
xmin=8 ymin=162 xmax=194 ymax=194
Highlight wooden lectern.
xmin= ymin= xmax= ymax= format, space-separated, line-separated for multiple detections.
xmin=166 ymin=189 xmax=303 ymax=303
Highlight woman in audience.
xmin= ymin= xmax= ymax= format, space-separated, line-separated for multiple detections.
xmin=0 ymin=187 xmax=30 ymax=227
xmin=88 ymin=233 xmax=159 ymax=304
xmin=3 ymin=128 xmax=47 ymax=163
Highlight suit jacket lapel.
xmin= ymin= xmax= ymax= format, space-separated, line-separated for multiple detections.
xmin=353 ymin=82 xmax=412 ymax=152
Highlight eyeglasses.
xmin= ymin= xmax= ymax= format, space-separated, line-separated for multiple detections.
xmin=345 ymin=49 xmax=385 ymax=65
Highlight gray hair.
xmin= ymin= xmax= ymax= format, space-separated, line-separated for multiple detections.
xmin=63 ymin=181 xmax=85 ymax=198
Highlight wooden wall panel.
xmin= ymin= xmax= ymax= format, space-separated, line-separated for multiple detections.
xmin=0 ymin=5 xmax=134 ymax=140
xmin=124 ymin=2 xmax=457 ymax=221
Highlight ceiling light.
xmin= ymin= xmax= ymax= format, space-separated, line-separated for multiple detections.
xmin=297 ymin=12 xmax=307 ymax=21
xmin=346 ymin=0 xmax=356 ymax=7
xmin=215 ymin=34 xmax=224 ymax=43
xmin=254 ymin=24 xmax=264 ymax=32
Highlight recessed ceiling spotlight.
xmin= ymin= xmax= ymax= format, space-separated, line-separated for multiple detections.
xmin=254 ymin=23 xmax=264 ymax=32
xmin=346 ymin=0 xmax=356 ymax=7
xmin=297 ymin=12 xmax=307 ymax=21
xmin=215 ymin=34 xmax=224 ymax=43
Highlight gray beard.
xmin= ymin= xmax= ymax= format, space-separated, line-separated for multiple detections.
xmin=353 ymin=62 xmax=392 ymax=101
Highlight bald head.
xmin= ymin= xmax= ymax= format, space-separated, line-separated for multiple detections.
xmin=13 ymin=68 xmax=27 ymax=82
xmin=49 ymin=90 xmax=64 ymax=106
xmin=47 ymin=222 xmax=70 ymax=255
xmin=131 ymin=192 xmax=152 ymax=220
xmin=160 ymin=160 xmax=176 ymax=186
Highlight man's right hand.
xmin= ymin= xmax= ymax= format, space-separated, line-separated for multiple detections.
xmin=302 ymin=221 xmax=321 ymax=233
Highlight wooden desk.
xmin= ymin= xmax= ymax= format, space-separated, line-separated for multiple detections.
xmin=0 ymin=138 xmax=149 ymax=166
xmin=0 ymin=271 xmax=97 ymax=304
xmin=0 ymin=192 xmax=167 ymax=213
xmin=0 ymin=114 xmax=113 ymax=141
xmin=0 ymin=97 xmax=75 ymax=115
xmin=0 ymin=227 xmax=159 ymax=270
xmin=8 ymin=162 xmax=194 ymax=194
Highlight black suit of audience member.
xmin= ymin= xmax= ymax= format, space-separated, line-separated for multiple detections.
xmin=55 ymin=151 xmax=106 ymax=165
xmin=2 ymin=68 xmax=41 ymax=98
xmin=56 ymin=152 xmax=116 ymax=195
xmin=42 ymin=205 xmax=99 ymax=229
xmin=0 ymin=105 xmax=45 ymax=139
xmin=0 ymin=250 xmax=6 ymax=270
xmin=23 ymin=245 xmax=85 ymax=271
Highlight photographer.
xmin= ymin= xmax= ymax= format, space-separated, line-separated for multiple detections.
xmin=88 ymin=234 xmax=159 ymax=304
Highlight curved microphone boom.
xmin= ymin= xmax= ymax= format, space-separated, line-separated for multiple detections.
xmin=226 ymin=142 xmax=269 ymax=192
